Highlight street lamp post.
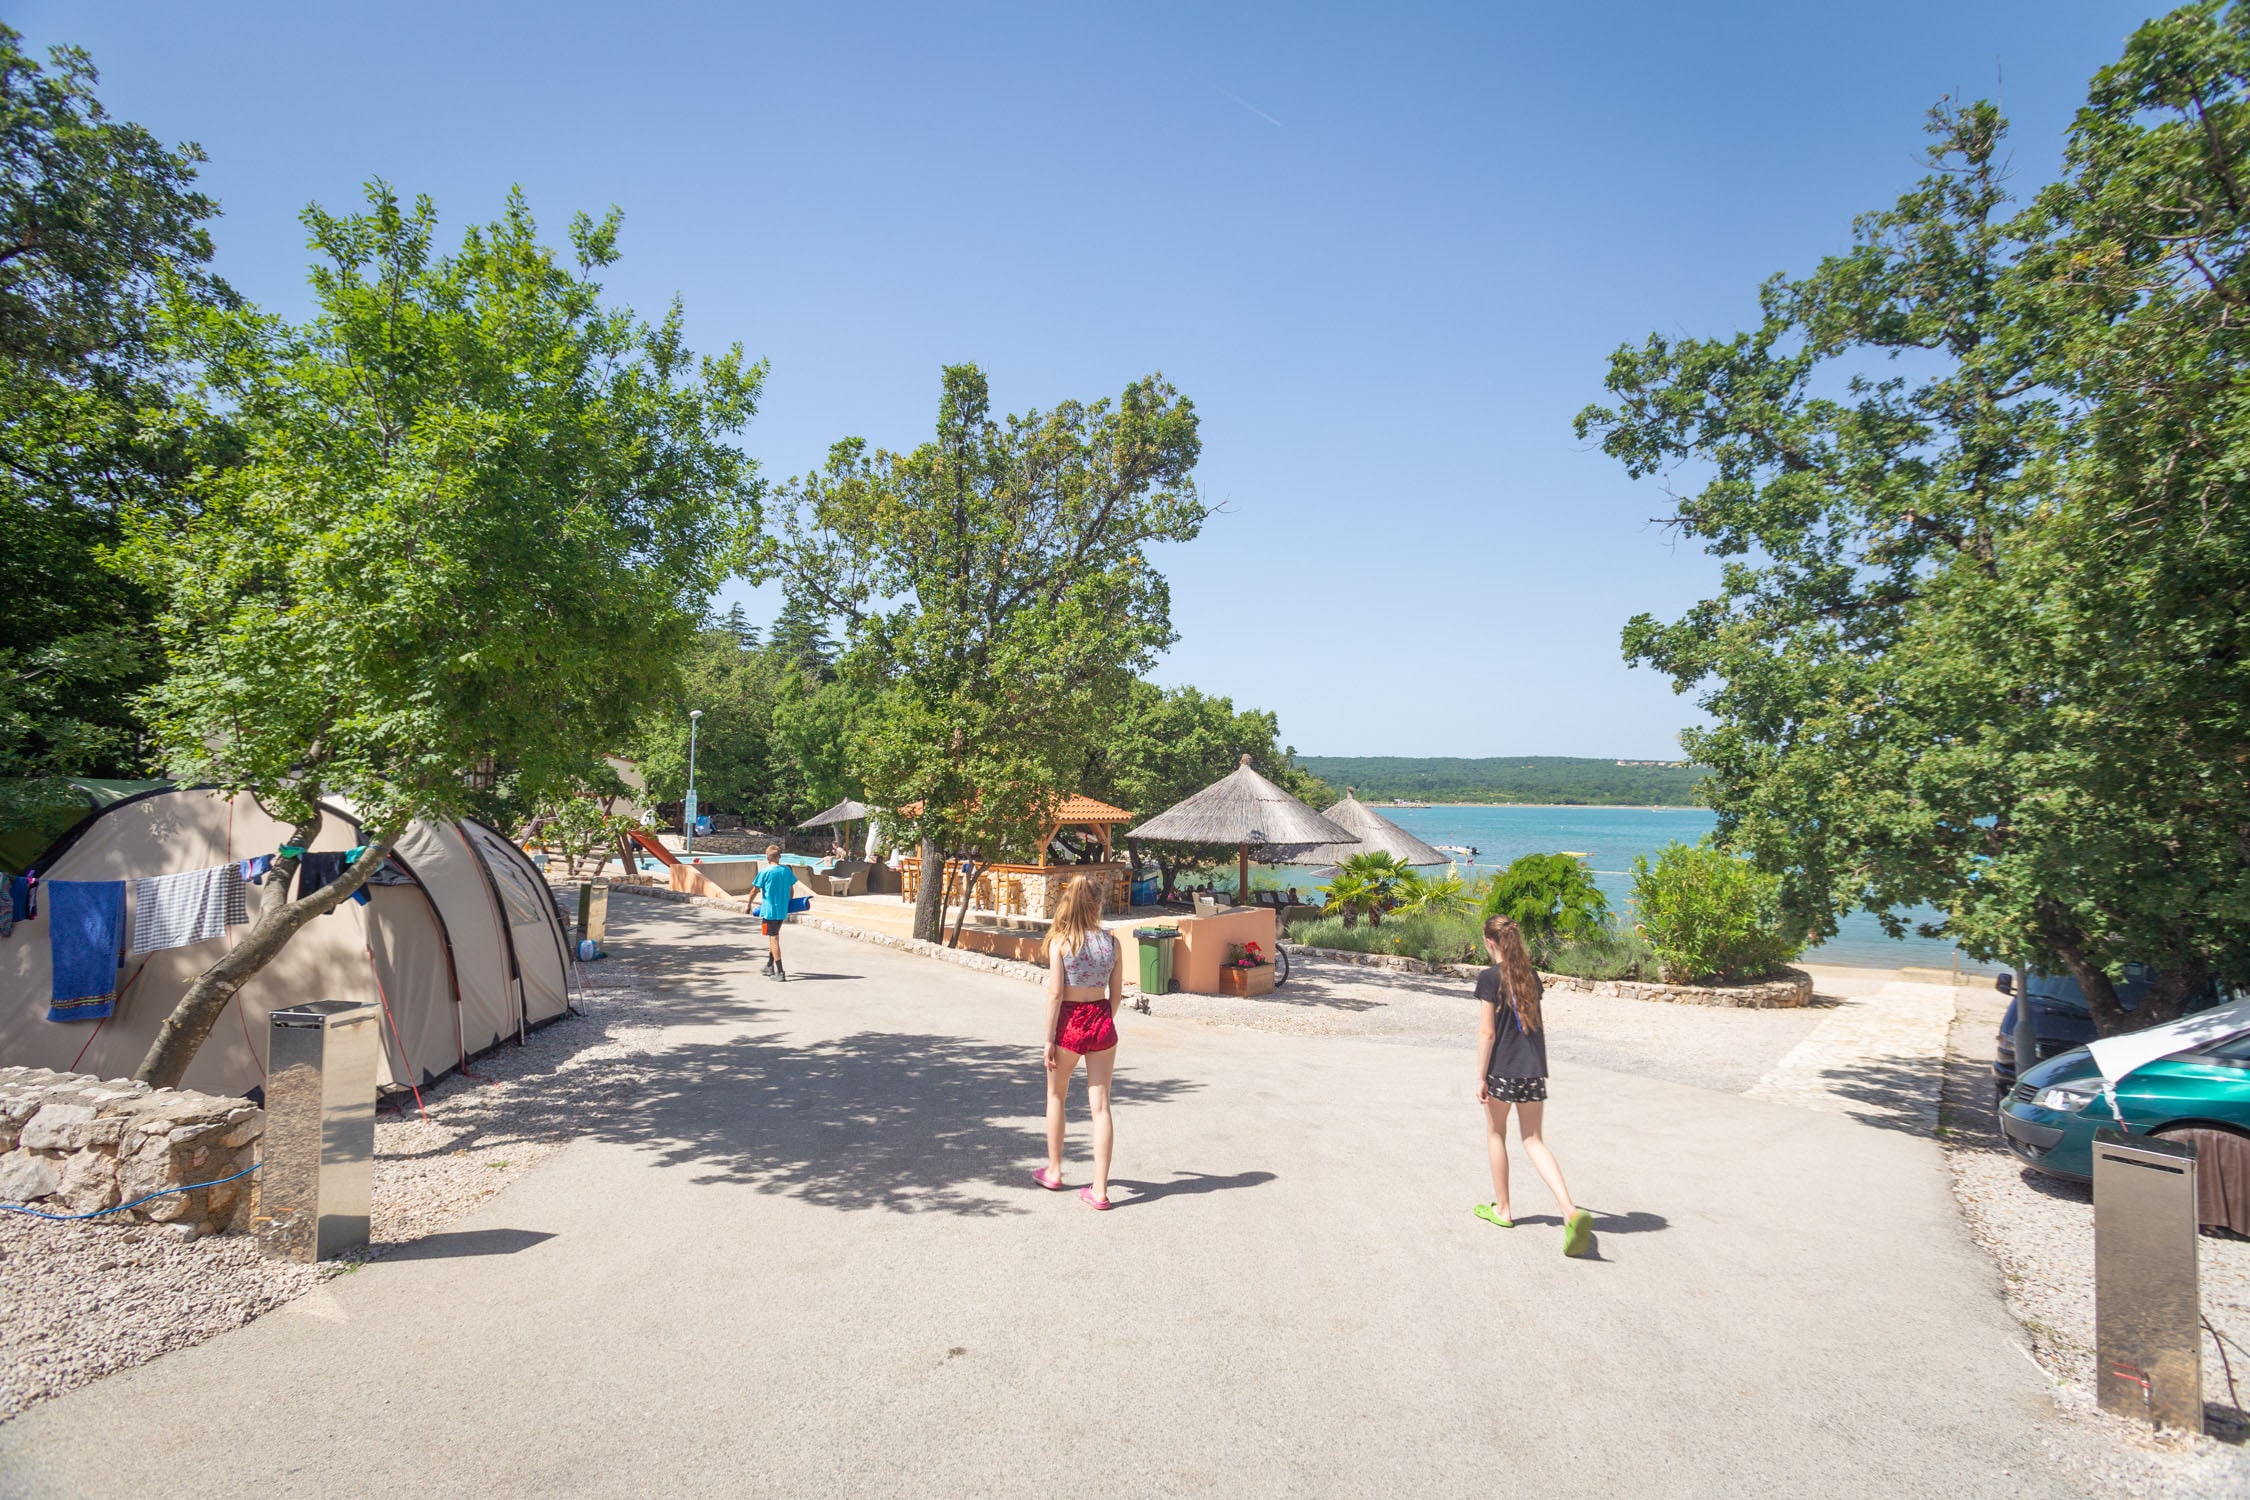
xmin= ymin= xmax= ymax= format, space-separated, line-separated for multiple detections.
xmin=685 ymin=709 xmax=703 ymax=857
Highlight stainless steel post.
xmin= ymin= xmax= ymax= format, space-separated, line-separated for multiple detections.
xmin=257 ymin=999 xmax=381 ymax=1262
xmin=2094 ymin=1127 xmax=2202 ymax=1431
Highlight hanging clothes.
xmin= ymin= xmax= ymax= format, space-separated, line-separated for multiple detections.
xmin=238 ymin=854 xmax=275 ymax=886
xmin=4 ymin=872 xmax=37 ymax=939
xmin=46 ymin=880 xmax=126 ymax=1021
xmin=130 ymin=865 xmax=248 ymax=953
xmin=295 ymin=849 xmax=371 ymax=908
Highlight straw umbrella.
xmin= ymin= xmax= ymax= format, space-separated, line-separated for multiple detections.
xmin=1127 ymin=755 xmax=1357 ymax=900
xmin=796 ymin=798 xmax=870 ymax=855
xmin=1285 ymin=787 xmax=1450 ymax=869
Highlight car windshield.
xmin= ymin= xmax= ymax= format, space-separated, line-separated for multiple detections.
xmin=2199 ymin=1029 xmax=2250 ymax=1061
xmin=2027 ymin=965 xmax=2156 ymax=1010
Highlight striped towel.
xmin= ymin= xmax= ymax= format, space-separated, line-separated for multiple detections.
xmin=130 ymin=864 xmax=248 ymax=953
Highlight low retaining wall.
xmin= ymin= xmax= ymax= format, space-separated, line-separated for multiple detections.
xmin=1290 ymin=947 xmax=1814 ymax=1009
xmin=0 ymin=1067 xmax=262 ymax=1236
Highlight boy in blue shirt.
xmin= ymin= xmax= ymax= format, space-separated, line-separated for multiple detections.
xmin=752 ymin=844 xmax=798 ymax=981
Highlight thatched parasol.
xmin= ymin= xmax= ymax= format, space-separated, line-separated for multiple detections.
xmin=1285 ymin=788 xmax=1450 ymax=868
xmin=796 ymin=798 xmax=869 ymax=829
xmin=1127 ymin=755 xmax=1357 ymax=900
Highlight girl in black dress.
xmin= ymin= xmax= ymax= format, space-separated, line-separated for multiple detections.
xmin=1473 ymin=914 xmax=1593 ymax=1257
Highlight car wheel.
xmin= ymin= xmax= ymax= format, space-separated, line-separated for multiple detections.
xmin=2151 ymin=1124 xmax=2250 ymax=1238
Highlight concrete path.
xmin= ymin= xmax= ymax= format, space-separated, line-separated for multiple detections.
xmin=1747 ymin=968 xmax=1965 ymax=1133
xmin=1 ymin=904 xmax=2093 ymax=1498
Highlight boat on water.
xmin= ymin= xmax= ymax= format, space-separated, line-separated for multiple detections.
xmin=1436 ymin=844 xmax=1479 ymax=861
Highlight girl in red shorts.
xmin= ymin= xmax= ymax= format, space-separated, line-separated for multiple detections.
xmin=1036 ymin=878 xmax=1122 ymax=1208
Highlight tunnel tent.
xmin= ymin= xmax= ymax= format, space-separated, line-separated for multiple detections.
xmin=459 ymin=818 xmax=571 ymax=1027
xmin=0 ymin=785 xmax=575 ymax=1099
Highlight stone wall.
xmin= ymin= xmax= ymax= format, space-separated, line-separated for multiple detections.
xmin=0 ymin=1067 xmax=263 ymax=1238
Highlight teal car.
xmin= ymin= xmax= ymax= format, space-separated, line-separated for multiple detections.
xmin=1998 ymin=1024 xmax=2250 ymax=1181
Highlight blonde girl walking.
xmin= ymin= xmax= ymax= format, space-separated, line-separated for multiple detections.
xmin=1035 ymin=878 xmax=1122 ymax=1209
xmin=1472 ymin=914 xmax=1594 ymax=1257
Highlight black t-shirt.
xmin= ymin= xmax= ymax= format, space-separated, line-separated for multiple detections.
xmin=1475 ymin=965 xmax=1548 ymax=1079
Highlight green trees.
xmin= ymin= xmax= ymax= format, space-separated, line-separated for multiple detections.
xmin=1579 ymin=2 xmax=2250 ymax=1033
xmin=126 ymin=185 xmax=762 ymax=1084
xmin=0 ymin=29 xmax=225 ymax=823
xmin=778 ymin=364 xmax=1205 ymax=941
xmin=1081 ymin=681 xmax=1331 ymax=896
xmin=1630 ymin=844 xmax=1801 ymax=985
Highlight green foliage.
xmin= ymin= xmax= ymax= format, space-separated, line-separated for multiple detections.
xmin=1577 ymin=5 xmax=2250 ymax=1032
xmin=1477 ymin=852 xmax=1609 ymax=944
xmin=1394 ymin=869 xmax=1470 ymax=919
xmin=1629 ymin=843 xmax=1801 ymax=984
xmin=1294 ymin=756 xmax=1703 ymax=806
xmin=778 ymin=363 xmax=1205 ymax=937
xmin=1322 ymin=851 xmax=1411 ymax=926
xmin=1290 ymin=912 xmax=1485 ymax=966
xmin=1081 ymin=680 xmax=1326 ymax=889
xmin=1536 ymin=922 xmax=1660 ymax=983
xmin=0 ymin=27 xmax=227 ymax=824
xmin=127 ymin=182 xmax=765 ymax=837
xmin=538 ymin=787 xmax=643 ymax=878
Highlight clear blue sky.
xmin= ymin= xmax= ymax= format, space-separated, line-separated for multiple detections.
xmin=19 ymin=1 xmax=2161 ymax=758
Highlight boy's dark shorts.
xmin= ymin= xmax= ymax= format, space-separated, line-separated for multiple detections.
xmin=762 ymin=919 xmax=784 ymax=936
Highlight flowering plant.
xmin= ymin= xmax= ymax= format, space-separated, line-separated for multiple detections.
xmin=1231 ymin=941 xmax=1268 ymax=969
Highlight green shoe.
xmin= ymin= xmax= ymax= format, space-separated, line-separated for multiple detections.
xmin=1472 ymin=1203 xmax=1513 ymax=1229
xmin=1562 ymin=1209 xmax=1595 ymax=1258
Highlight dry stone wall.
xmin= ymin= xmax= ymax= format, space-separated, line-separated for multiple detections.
xmin=0 ymin=1068 xmax=262 ymax=1238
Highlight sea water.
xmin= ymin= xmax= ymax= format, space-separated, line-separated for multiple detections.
xmin=1318 ymin=805 xmax=1985 ymax=973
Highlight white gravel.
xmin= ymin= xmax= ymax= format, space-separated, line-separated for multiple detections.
xmin=1941 ymin=988 xmax=2250 ymax=1497
xmin=0 ymin=956 xmax=668 ymax=1423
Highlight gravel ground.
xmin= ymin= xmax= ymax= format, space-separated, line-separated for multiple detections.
xmin=0 ymin=957 xmax=667 ymax=1423
xmin=1939 ymin=986 xmax=2250 ymax=1496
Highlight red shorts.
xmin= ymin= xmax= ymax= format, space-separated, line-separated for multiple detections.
xmin=1054 ymin=1000 xmax=1117 ymax=1055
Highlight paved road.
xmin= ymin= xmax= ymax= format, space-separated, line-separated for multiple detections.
xmin=1 ymin=903 xmax=2093 ymax=1498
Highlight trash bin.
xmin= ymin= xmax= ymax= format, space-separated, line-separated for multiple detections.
xmin=1134 ymin=926 xmax=1180 ymax=995
xmin=258 ymin=999 xmax=381 ymax=1263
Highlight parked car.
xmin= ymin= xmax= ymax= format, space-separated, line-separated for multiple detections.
xmin=1996 ymin=1025 xmax=2250 ymax=1212
xmin=1987 ymin=965 xmax=2226 ymax=1093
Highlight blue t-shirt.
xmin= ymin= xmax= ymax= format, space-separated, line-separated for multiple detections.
xmin=756 ymin=863 xmax=798 ymax=920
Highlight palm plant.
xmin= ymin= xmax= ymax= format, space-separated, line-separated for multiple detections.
xmin=1319 ymin=870 xmax=1379 ymax=928
xmin=1393 ymin=869 xmax=1469 ymax=919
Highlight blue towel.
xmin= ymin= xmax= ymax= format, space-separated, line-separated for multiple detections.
xmin=47 ymin=880 xmax=125 ymax=1021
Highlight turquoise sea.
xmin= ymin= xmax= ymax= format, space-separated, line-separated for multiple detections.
xmin=1284 ymin=804 xmax=1985 ymax=973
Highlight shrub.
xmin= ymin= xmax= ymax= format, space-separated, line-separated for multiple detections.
xmin=1290 ymin=912 xmax=1484 ymax=966
xmin=1479 ymin=853 xmax=1608 ymax=944
xmin=1629 ymin=842 xmax=1802 ymax=983
xmin=1535 ymin=921 xmax=1660 ymax=982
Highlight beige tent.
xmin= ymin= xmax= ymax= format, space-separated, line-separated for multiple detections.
xmin=0 ymin=786 xmax=575 ymax=1100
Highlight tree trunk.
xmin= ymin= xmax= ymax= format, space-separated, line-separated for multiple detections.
xmin=912 ymin=835 xmax=944 ymax=942
xmin=2031 ymin=896 xmax=2211 ymax=1037
xmin=948 ymin=856 xmax=984 ymax=948
xmin=135 ymin=817 xmax=399 ymax=1090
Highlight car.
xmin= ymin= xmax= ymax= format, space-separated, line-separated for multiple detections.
xmin=1988 ymin=965 xmax=2226 ymax=1092
xmin=1996 ymin=1025 xmax=2250 ymax=1187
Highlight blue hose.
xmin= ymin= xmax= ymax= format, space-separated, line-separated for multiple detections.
xmin=0 ymin=1160 xmax=261 ymax=1223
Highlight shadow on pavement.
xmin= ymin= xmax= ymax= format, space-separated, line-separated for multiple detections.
xmin=1106 ymin=1169 xmax=1278 ymax=1208
xmin=382 ymin=1228 xmax=557 ymax=1261
xmin=1809 ymin=1055 xmax=1943 ymax=1136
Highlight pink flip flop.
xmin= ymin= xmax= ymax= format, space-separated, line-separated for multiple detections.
xmin=1032 ymin=1168 xmax=1064 ymax=1191
xmin=1078 ymin=1186 xmax=1111 ymax=1211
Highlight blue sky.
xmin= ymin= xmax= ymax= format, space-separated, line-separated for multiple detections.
xmin=20 ymin=1 xmax=2161 ymax=757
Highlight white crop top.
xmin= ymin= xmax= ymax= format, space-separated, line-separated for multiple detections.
xmin=1059 ymin=929 xmax=1117 ymax=988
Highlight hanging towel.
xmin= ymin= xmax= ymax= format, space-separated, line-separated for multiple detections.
xmin=130 ymin=865 xmax=247 ymax=953
xmin=47 ymin=880 xmax=125 ymax=1021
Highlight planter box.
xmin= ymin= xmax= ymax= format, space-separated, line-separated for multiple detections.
xmin=1219 ymin=964 xmax=1275 ymax=998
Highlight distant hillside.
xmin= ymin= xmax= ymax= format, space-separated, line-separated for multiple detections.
xmin=1295 ymin=756 xmax=1706 ymax=807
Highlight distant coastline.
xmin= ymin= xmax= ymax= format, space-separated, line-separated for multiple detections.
xmin=1377 ymin=801 xmax=1703 ymax=811
xmin=1296 ymin=755 xmax=1706 ymax=809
